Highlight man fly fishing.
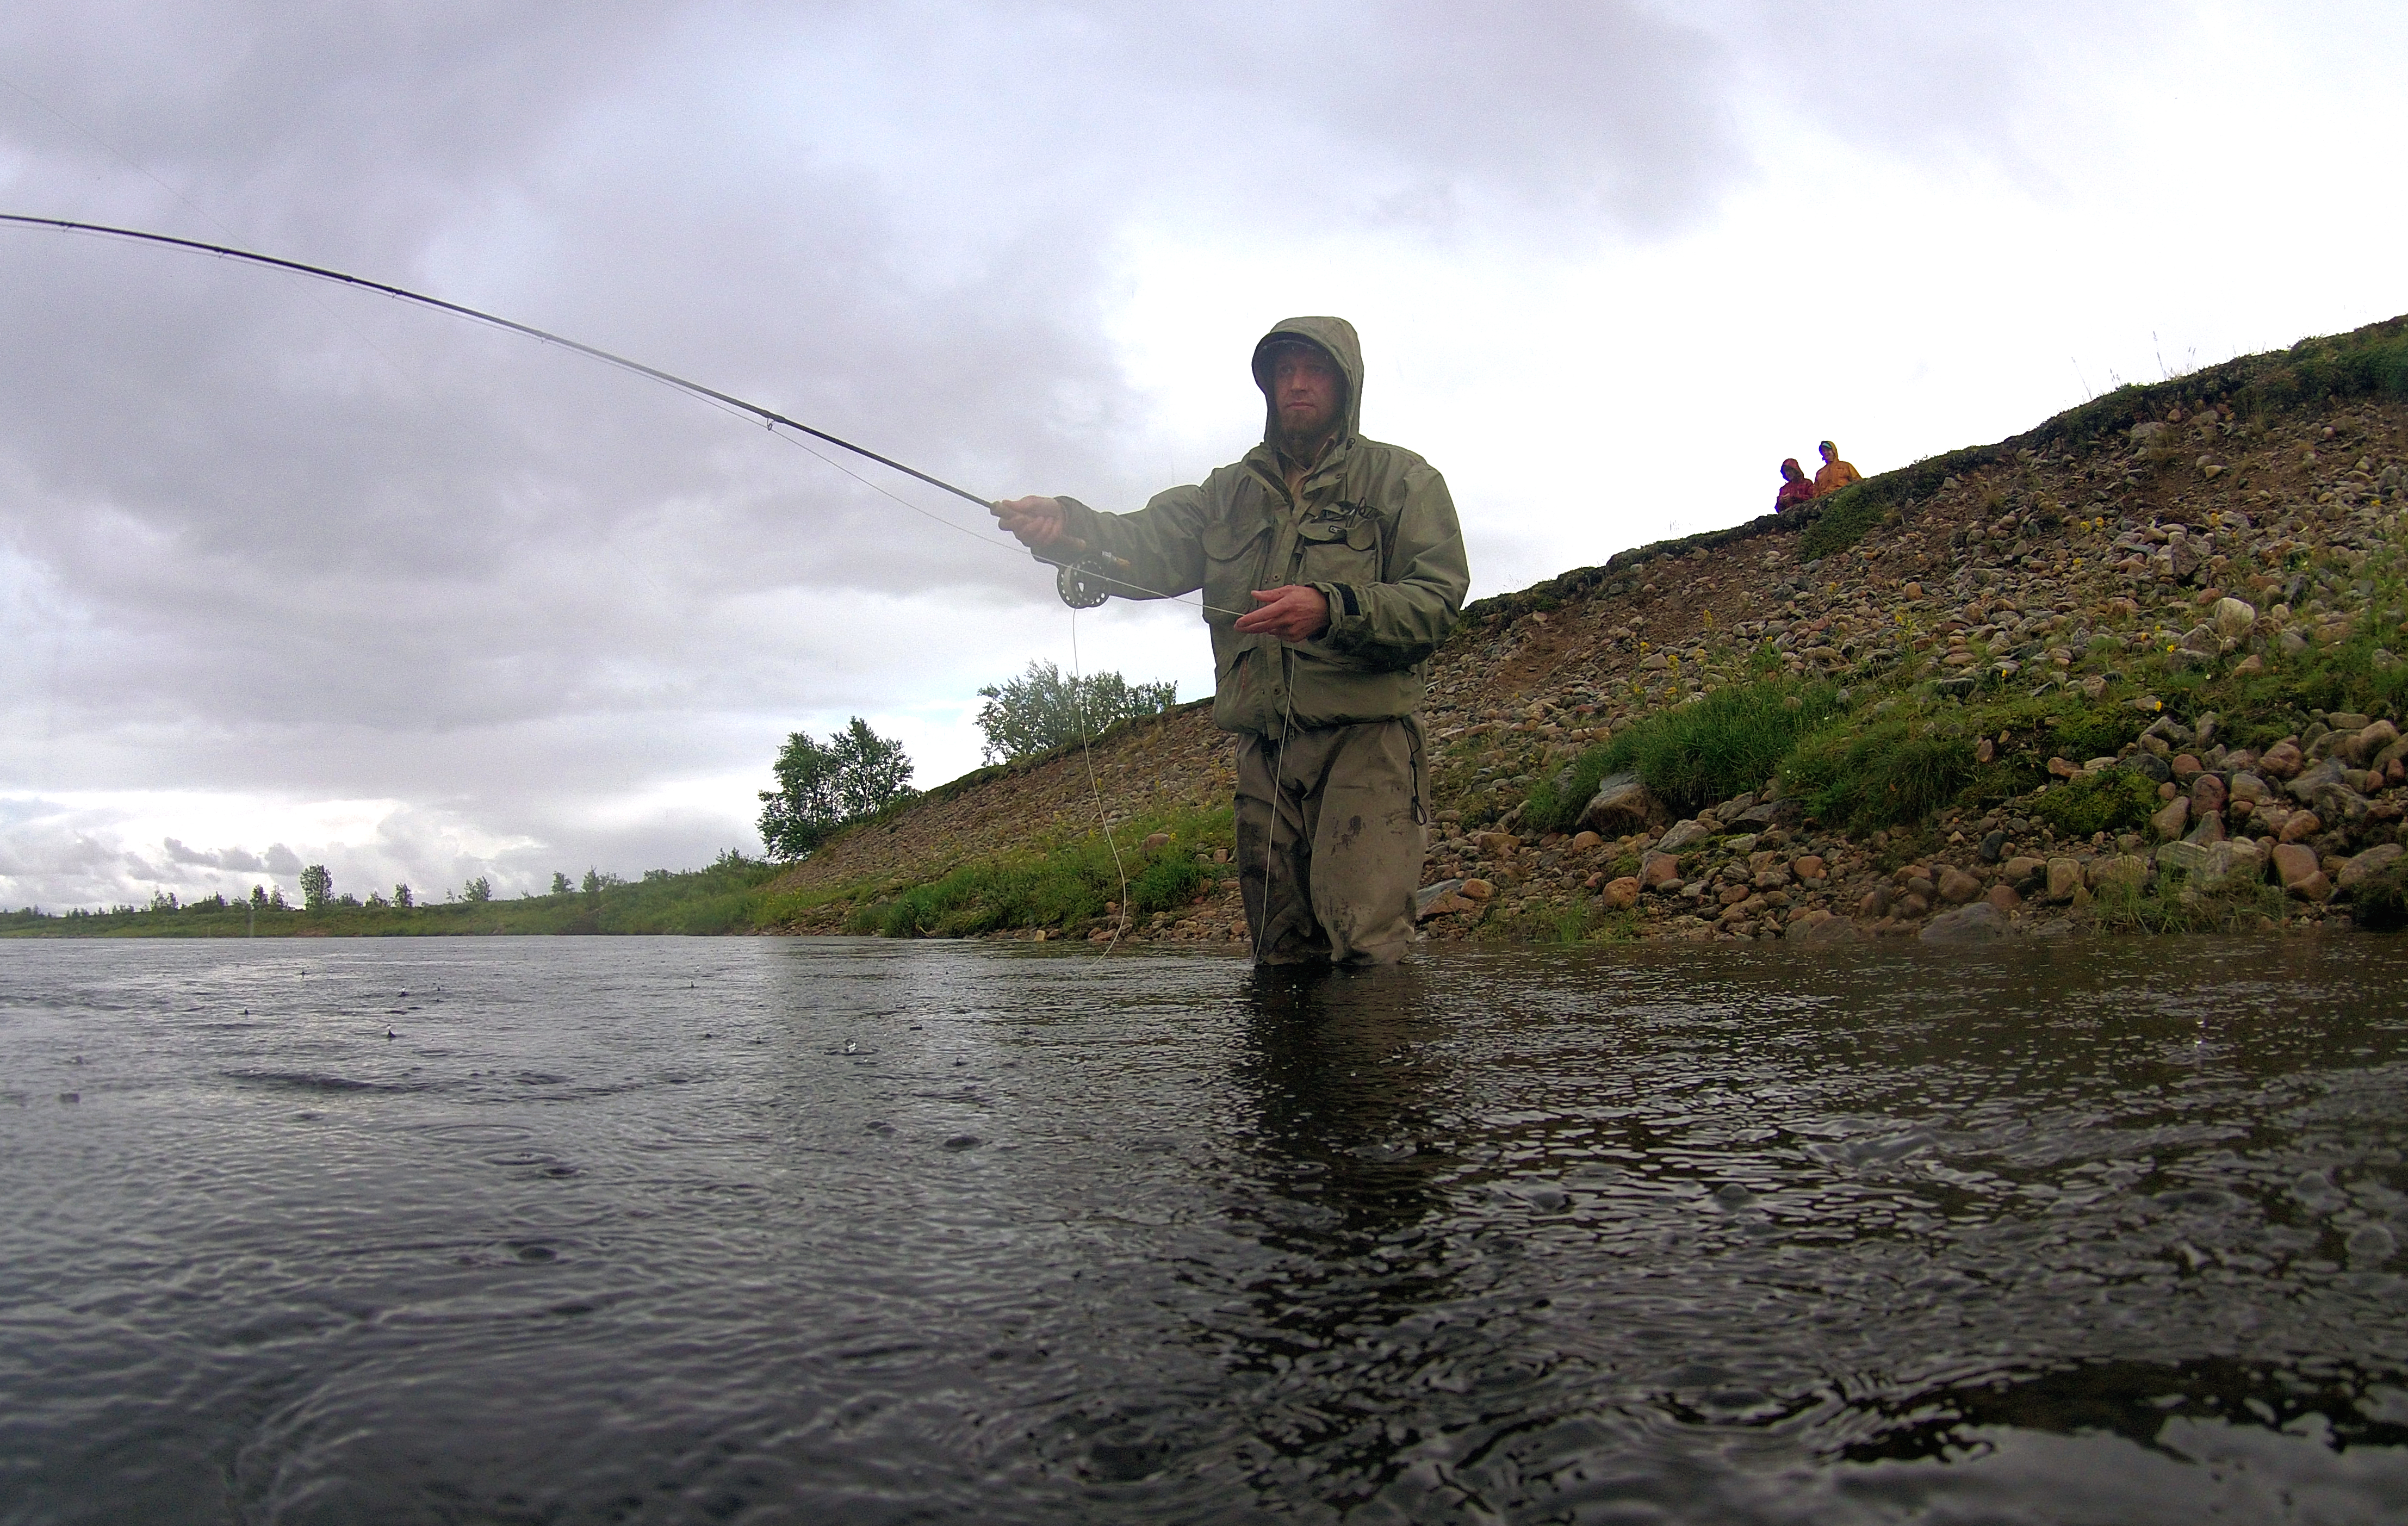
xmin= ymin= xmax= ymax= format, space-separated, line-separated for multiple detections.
xmin=991 ymin=318 xmax=1469 ymax=965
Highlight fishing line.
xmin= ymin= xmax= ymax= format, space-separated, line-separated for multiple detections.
xmin=0 ymin=213 xmax=1248 ymax=614
xmin=1068 ymin=609 xmax=1128 ymax=957
xmin=4 ymin=211 xmax=1244 ymax=949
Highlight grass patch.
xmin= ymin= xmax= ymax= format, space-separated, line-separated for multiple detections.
xmin=1797 ymin=482 xmax=1890 ymax=560
xmin=1528 ymin=679 xmax=1845 ymax=829
xmin=2089 ymin=870 xmax=2287 ymax=934
xmin=1783 ymin=704 xmax=1979 ymax=831
xmin=836 ymin=804 xmax=1234 ymax=939
xmin=2028 ymin=768 xmax=2163 ymax=838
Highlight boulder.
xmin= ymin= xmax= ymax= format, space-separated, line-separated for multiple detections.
xmin=2190 ymin=772 xmax=2227 ymax=815
xmin=2002 ymin=855 xmax=2048 ymax=891
xmin=2227 ymin=772 xmax=2272 ymax=805
xmin=1600 ymin=876 xmax=1643 ymax=910
xmin=2157 ymin=839 xmax=2262 ymax=889
xmin=2212 ymin=596 xmax=2258 ymax=641
xmin=1656 ymin=819 xmax=1713 ymax=853
xmin=2043 ymin=858 xmax=2083 ymax=902
xmin=1569 ymin=830 xmax=1604 ymax=852
xmin=1734 ymin=798 xmax=1802 ymax=829
xmin=1414 ymin=879 xmax=1468 ymax=917
xmin=1577 ymin=773 xmax=1658 ymax=835
xmin=1143 ymin=832 xmax=1174 ymax=851
xmin=2338 ymin=843 xmax=2405 ymax=895
xmin=2150 ymin=797 xmax=2190 ymax=840
xmin=2279 ymin=810 xmax=2324 ymax=844
xmin=2271 ymin=843 xmax=2331 ymax=901
xmin=1641 ymin=851 xmax=1684 ymax=889
xmin=1920 ymin=901 xmax=2008 ymax=942
xmin=2087 ymin=854 xmax=2151 ymax=891
xmin=1986 ymin=884 xmax=2023 ymax=912
xmin=1459 ymin=878 xmax=1497 ymax=902
xmin=2259 ymin=739 xmax=2305 ymax=779
xmin=1791 ymin=854 xmax=1828 ymax=883
xmin=2345 ymin=719 xmax=2400 ymax=766
xmin=1936 ymin=866 xmax=1983 ymax=904
xmin=2287 ymin=760 xmax=2370 ymax=827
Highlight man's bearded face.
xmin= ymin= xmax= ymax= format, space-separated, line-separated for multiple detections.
xmin=1269 ymin=348 xmax=1342 ymax=446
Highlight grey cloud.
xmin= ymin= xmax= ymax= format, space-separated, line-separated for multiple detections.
xmin=1704 ymin=1 xmax=2189 ymax=180
xmin=0 ymin=2 xmax=2005 ymax=907
xmin=162 ymin=836 xmax=265 ymax=870
xmin=262 ymin=843 xmax=303 ymax=875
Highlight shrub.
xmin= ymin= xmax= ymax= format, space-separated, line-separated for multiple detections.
xmin=975 ymin=662 xmax=1178 ymax=763
xmin=2028 ymin=768 xmax=2163 ymax=837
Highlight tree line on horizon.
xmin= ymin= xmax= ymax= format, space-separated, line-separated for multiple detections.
xmin=755 ymin=661 xmax=1178 ymax=860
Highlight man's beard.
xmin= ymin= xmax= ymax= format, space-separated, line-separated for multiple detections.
xmin=1280 ymin=408 xmax=1336 ymax=458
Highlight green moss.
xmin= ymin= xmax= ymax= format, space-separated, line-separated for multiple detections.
xmin=2028 ymin=768 xmax=2162 ymax=837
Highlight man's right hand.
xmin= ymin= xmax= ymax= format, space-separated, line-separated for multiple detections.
xmin=991 ymin=495 xmax=1066 ymax=550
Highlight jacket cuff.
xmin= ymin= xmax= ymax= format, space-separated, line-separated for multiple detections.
xmin=1052 ymin=495 xmax=1103 ymax=555
xmin=1313 ymin=582 xmax=1369 ymax=646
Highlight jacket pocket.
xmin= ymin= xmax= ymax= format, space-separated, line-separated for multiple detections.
xmin=1296 ymin=515 xmax=1383 ymax=590
xmin=1202 ymin=517 xmax=1272 ymax=625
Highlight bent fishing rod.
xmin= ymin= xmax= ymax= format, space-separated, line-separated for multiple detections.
xmin=0 ymin=212 xmax=1133 ymax=607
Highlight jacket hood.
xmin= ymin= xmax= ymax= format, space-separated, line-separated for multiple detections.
xmin=1251 ymin=316 xmax=1363 ymax=452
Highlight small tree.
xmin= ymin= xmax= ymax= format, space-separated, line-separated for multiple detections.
xmin=250 ymin=885 xmax=269 ymax=908
xmin=758 ymin=717 xmax=916 ymax=859
xmin=299 ymin=865 xmax=333 ymax=911
xmin=975 ymin=662 xmax=1177 ymax=762
xmin=463 ymin=875 xmax=493 ymax=903
xmin=394 ymin=883 xmax=414 ymax=908
xmin=551 ymin=872 xmax=573 ymax=895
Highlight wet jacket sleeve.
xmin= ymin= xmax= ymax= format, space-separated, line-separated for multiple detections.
xmin=1053 ymin=487 xmax=1211 ymax=602
xmin=1312 ymin=460 xmax=1468 ymax=668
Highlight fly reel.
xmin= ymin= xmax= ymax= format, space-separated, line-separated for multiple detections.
xmin=1055 ymin=558 xmax=1113 ymax=609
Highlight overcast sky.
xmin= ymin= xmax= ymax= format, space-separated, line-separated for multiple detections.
xmin=2 ymin=1 xmax=2402 ymax=910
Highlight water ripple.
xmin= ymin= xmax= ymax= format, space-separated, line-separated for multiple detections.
xmin=2 ymin=934 xmax=2406 ymax=1521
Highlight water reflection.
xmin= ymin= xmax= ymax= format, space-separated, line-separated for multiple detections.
xmin=6 ymin=936 xmax=2408 ymax=1522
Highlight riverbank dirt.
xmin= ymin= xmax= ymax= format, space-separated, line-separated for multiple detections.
xmin=775 ymin=317 xmax=2408 ymax=946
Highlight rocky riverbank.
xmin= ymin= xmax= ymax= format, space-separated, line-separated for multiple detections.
xmin=773 ymin=315 xmax=2408 ymax=946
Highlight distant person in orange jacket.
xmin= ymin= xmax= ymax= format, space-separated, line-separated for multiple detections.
xmin=1774 ymin=458 xmax=1816 ymax=514
xmin=1813 ymin=440 xmax=1862 ymax=497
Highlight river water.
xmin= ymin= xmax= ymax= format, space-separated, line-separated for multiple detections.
xmin=3 ymin=936 xmax=2406 ymax=1524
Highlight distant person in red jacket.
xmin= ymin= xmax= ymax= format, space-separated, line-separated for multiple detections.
xmin=1774 ymin=458 xmax=1816 ymax=514
xmin=1813 ymin=440 xmax=1863 ymax=496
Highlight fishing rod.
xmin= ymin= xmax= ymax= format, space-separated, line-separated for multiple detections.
xmin=0 ymin=212 xmax=1132 ymax=606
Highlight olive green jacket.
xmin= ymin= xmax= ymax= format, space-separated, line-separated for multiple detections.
xmin=1050 ymin=316 xmax=1470 ymax=737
